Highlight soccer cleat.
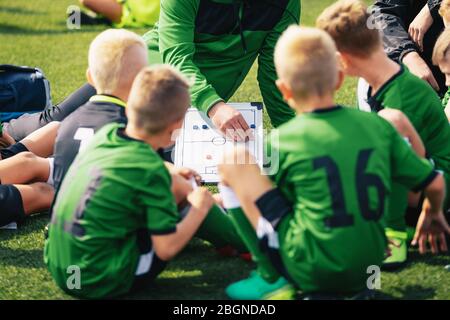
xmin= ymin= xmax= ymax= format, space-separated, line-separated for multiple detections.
xmin=226 ymin=271 xmax=295 ymax=300
xmin=382 ymin=229 xmax=408 ymax=270
xmin=67 ymin=9 xmax=111 ymax=26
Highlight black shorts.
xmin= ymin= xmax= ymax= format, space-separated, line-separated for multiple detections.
xmin=255 ymin=188 xmax=292 ymax=280
xmin=0 ymin=184 xmax=26 ymax=227
xmin=130 ymin=229 xmax=167 ymax=293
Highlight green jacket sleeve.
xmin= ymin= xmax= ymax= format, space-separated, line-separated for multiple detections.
xmin=158 ymin=0 xmax=223 ymax=113
xmin=257 ymin=0 xmax=300 ymax=128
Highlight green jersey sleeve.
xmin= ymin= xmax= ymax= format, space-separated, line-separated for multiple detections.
xmin=142 ymin=165 xmax=179 ymax=234
xmin=388 ymin=121 xmax=437 ymax=192
xmin=158 ymin=0 xmax=223 ymax=113
xmin=256 ymin=0 xmax=299 ymax=127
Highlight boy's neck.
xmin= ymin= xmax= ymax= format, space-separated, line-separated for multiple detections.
xmin=294 ymin=94 xmax=336 ymax=114
xmin=98 ymin=90 xmax=128 ymax=103
xmin=124 ymin=125 xmax=162 ymax=150
xmin=357 ymin=50 xmax=401 ymax=95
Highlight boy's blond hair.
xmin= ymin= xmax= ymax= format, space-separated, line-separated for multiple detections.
xmin=127 ymin=65 xmax=190 ymax=135
xmin=439 ymin=0 xmax=450 ymax=22
xmin=274 ymin=26 xmax=338 ymax=101
xmin=88 ymin=29 xmax=146 ymax=94
xmin=433 ymin=28 xmax=450 ymax=66
xmin=316 ymin=0 xmax=381 ymax=58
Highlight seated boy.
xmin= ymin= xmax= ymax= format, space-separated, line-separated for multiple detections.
xmin=74 ymin=0 xmax=159 ymax=28
xmin=433 ymin=28 xmax=450 ymax=120
xmin=45 ymin=66 xmax=212 ymax=298
xmin=49 ymin=29 xmax=245 ymax=256
xmin=52 ymin=28 xmax=148 ymax=191
xmin=317 ymin=0 xmax=450 ymax=267
xmin=217 ymin=26 xmax=450 ymax=300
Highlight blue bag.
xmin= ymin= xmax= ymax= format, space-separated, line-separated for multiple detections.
xmin=0 ymin=64 xmax=52 ymax=121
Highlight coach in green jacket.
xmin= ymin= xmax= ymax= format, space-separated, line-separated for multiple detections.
xmin=143 ymin=0 xmax=301 ymax=138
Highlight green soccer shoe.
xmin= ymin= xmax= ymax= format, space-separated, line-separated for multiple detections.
xmin=226 ymin=271 xmax=296 ymax=300
xmin=382 ymin=228 xmax=408 ymax=270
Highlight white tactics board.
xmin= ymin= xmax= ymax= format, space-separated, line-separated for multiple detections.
xmin=174 ymin=103 xmax=264 ymax=183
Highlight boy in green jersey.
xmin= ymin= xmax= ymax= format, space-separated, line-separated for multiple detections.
xmin=433 ymin=28 xmax=450 ymax=120
xmin=216 ymin=26 xmax=450 ymax=300
xmin=317 ymin=0 xmax=450 ymax=267
xmin=44 ymin=66 xmax=241 ymax=299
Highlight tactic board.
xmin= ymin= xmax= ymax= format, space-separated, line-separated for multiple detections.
xmin=174 ymin=102 xmax=264 ymax=183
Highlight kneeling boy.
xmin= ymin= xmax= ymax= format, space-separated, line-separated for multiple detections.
xmin=45 ymin=66 xmax=216 ymax=299
xmin=217 ymin=26 xmax=450 ymax=300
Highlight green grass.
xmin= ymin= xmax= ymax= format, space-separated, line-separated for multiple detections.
xmin=0 ymin=0 xmax=449 ymax=300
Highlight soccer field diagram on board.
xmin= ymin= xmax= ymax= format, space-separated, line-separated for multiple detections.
xmin=174 ymin=103 xmax=264 ymax=183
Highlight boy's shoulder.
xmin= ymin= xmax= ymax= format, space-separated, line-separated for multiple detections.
xmin=276 ymin=106 xmax=383 ymax=130
xmin=83 ymin=123 xmax=161 ymax=167
xmin=73 ymin=123 xmax=169 ymax=187
xmin=272 ymin=106 xmax=389 ymax=148
xmin=380 ymin=66 xmax=440 ymax=104
xmin=58 ymin=97 xmax=126 ymax=135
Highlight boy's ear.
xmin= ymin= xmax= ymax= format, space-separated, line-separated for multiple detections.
xmin=168 ymin=118 xmax=185 ymax=142
xmin=335 ymin=69 xmax=345 ymax=91
xmin=336 ymin=51 xmax=349 ymax=71
xmin=276 ymin=79 xmax=293 ymax=102
xmin=86 ymin=68 xmax=95 ymax=87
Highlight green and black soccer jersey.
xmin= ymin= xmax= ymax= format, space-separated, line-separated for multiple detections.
xmin=44 ymin=123 xmax=179 ymax=299
xmin=143 ymin=0 xmax=300 ymax=127
xmin=367 ymin=65 xmax=450 ymax=199
xmin=266 ymin=106 xmax=436 ymax=293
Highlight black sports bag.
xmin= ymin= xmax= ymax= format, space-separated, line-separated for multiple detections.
xmin=0 ymin=64 xmax=52 ymax=121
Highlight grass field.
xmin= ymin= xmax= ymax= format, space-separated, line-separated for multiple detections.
xmin=0 ymin=0 xmax=449 ymax=300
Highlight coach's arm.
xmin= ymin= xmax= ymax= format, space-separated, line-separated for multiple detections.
xmin=257 ymin=0 xmax=300 ymax=128
xmin=157 ymin=0 xmax=223 ymax=114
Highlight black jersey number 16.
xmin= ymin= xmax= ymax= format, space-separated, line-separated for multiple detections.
xmin=313 ymin=149 xmax=386 ymax=228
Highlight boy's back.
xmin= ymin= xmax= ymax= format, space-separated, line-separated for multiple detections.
xmin=45 ymin=123 xmax=179 ymax=298
xmin=367 ymin=66 xmax=450 ymax=173
xmin=52 ymin=95 xmax=127 ymax=191
xmin=271 ymin=106 xmax=435 ymax=292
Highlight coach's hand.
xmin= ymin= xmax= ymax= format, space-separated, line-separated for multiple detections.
xmin=412 ymin=199 xmax=450 ymax=255
xmin=208 ymin=102 xmax=251 ymax=141
xmin=403 ymin=52 xmax=440 ymax=91
xmin=408 ymin=4 xmax=433 ymax=52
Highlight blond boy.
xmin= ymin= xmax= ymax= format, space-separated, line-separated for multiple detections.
xmin=52 ymin=29 xmax=148 ymax=192
xmin=216 ymin=26 xmax=449 ymax=300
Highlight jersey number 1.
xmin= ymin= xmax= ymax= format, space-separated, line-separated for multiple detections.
xmin=313 ymin=149 xmax=386 ymax=228
xmin=74 ymin=128 xmax=95 ymax=152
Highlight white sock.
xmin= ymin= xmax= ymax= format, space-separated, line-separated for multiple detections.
xmin=218 ymin=183 xmax=241 ymax=209
xmin=46 ymin=157 xmax=54 ymax=186
xmin=257 ymin=217 xmax=279 ymax=249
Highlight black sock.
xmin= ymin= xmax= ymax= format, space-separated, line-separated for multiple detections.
xmin=0 ymin=142 xmax=28 ymax=160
